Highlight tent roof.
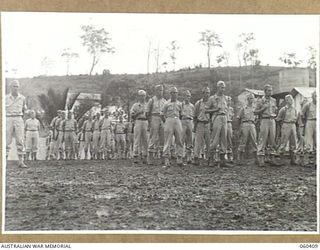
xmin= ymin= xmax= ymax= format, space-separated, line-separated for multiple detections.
xmin=291 ymin=87 xmax=316 ymax=98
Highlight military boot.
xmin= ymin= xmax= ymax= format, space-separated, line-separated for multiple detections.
xmin=32 ymin=152 xmax=37 ymax=161
xmin=290 ymin=151 xmax=298 ymax=165
xmin=164 ymin=158 xmax=171 ymax=168
xmin=237 ymin=151 xmax=244 ymax=165
xmin=220 ymin=154 xmax=233 ymax=167
xmin=227 ymin=152 xmax=234 ymax=163
xmin=186 ymin=155 xmax=192 ymax=164
xmin=177 ymin=157 xmax=186 ymax=167
xmin=147 ymin=152 xmax=154 ymax=165
xmin=270 ymin=155 xmax=283 ymax=167
xmin=257 ymin=155 xmax=265 ymax=167
xmin=25 ymin=152 xmax=30 ymax=161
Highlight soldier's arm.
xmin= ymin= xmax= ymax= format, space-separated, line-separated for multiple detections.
xmin=205 ymin=97 xmax=220 ymax=114
xmin=161 ymin=103 xmax=168 ymax=122
xmin=275 ymin=107 xmax=285 ymax=122
xmin=254 ymin=100 xmax=267 ymax=115
xmin=300 ymin=102 xmax=309 ymax=121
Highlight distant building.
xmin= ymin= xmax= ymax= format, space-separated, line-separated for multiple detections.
xmin=291 ymin=87 xmax=316 ymax=113
xmin=237 ymin=88 xmax=265 ymax=106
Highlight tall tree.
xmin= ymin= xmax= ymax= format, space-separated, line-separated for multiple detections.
xmin=167 ymin=40 xmax=180 ymax=71
xmin=279 ymin=52 xmax=302 ymax=67
xmin=199 ymin=30 xmax=222 ymax=69
xmin=61 ymin=48 xmax=79 ymax=75
xmin=80 ymin=25 xmax=115 ymax=75
xmin=306 ymin=46 xmax=316 ymax=69
xmin=237 ymin=32 xmax=255 ymax=67
xmin=216 ymin=51 xmax=231 ymax=84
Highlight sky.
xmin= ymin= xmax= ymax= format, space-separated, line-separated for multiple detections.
xmin=1 ymin=12 xmax=319 ymax=77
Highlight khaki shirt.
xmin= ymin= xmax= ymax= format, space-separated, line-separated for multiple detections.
xmin=208 ymin=94 xmax=228 ymax=115
xmin=100 ymin=117 xmax=112 ymax=130
xmin=6 ymin=94 xmax=27 ymax=116
xmin=227 ymin=106 xmax=234 ymax=122
xmin=56 ymin=118 xmax=64 ymax=131
xmin=50 ymin=116 xmax=59 ymax=129
xmin=161 ymin=100 xmax=182 ymax=118
xmin=130 ymin=102 xmax=148 ymax=119
xmin=115 ymin=122 xmax=126 ymax=134
xmin=92 ymin=120 xmax=101 ymax=131
xmin=256 ymin=96 xmax=277 ymax=118
xmin=83 ymin=120 xmax=94 ymax=132
xmin=147 ymin=96 xmax=166 ymax=114
xmin=302 ymin=101 xmax=316 ymax=120
xmin=25 ymin=118 xmax=40 ymax=131
xmin=63 ymin=118 xmax=77 ymax=131
xmin=277 ymin=106 xmax=298 ymax=123
xmin=194 ymin=98 xmax=210 ymax=122
xmin=238 ymin=105 xmax=255 ymax=122
xmin=181 ymin=102 xmax=195 ymax=120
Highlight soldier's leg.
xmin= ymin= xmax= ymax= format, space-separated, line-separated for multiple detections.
xmin=268 ymin=119 xmax=282 ymax=166
xmin=248 ymin=124 xmax=258 ymax=164
xmin=14 ymin=117 xmax=27 ymax=167
xmin=25 ymin=131 xmax=32 ymax=161
xmin=226 ymin=122 xmax=233 ymax=162
xmin=193 ymin=123 xmax=204 ymax=165
xmin=163 ymin=118 xmax=174 ymax=166
xmin=289 ymin=125 xmax=298 ymax=165
xmin=277 ymin=123 xmax=291 ymax=164
xmin=148 ymin=116 xmax=160 ymax=155
xmin=174 ymin=119 xmax=184 ymax=165
xmin=257 ymin=119 xmax=269 ymax=166
xmin=238 ymin=124 xmax=250 ymax=165
xmin=6 ymin=118 xmax=14 ymax=160
xmin=219 ymin=116 xmax=230 ymax=167
xmin=210 ymin=117 xmax=223 ymax=167
xmin=33 ymin=132 xmax=39 ymax=160
xmin=140 ymin=121 xmax=148 ymax=164
xmin=133 ymin=121 xmax=142 ymax=163
xmin=185 ymin=121 xmax=193 ymax=163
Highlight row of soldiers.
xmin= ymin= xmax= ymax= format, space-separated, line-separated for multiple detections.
xmin=130 ymin=82 xmax=317 ymax=168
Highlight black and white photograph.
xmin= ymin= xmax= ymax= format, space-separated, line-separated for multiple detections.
xmin=2 ymin=12 xmax=318 ymax=232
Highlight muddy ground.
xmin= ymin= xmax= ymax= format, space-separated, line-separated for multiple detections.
xmin=5 ymin=158 xmax=317 ymax=231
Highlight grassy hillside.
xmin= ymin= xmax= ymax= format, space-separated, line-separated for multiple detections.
xmin=5 ymin=65 xmax=310 ymax=110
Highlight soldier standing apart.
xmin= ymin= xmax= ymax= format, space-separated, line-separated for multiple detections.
xmin=130 ymin=90 xmax=148 ymax=164
xmin=92 ymin=113 xmax=101 ymax=160
xmin=99 ymin=109 xmax=112 ymax=160
xmin=25 ymin=110 xmax=41 ymax=161
xmin=226 ymin=96 xmax=234 ymax=163
xmin=62 ymin=111 xmax=77 ymax=160
xmin=49 ymin=110 xmax=62 ymax=159
xmin=237 ymin=93 xmax=258 ymax=165
xmin=276 ymin=94 xmax=299 ymax=165
xmin=206 ymin=81 xmax=232 ymax=168
xmin=193 ymin=87 xmax=211 ymax=166
xmin=254 ymin=84 xmax=282 ymax=167
xmin=301 ymin=90 xmax=317 ymax=166
xmin=161 ymin=87 xmax=184 ymax=167
xmin=6 ymin=80 xmax=28 ymax=168
xmin=147 ymin=85 xmax=166 ymax=164
xmin=181 ymin=90 xmax=195 ymax=164
xmin=114 ymin=115 xmax=127 ymax=159
xmin=82 ymin=114 xmax=94 ymax=160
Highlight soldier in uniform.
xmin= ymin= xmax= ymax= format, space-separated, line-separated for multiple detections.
xmin=205 ymin=81 xmax=232 ymax=168
xmin=25 ymin=110 xmax=41 ymax=161
xmin=161 ymin=87 xmax=184 ymax=167
xmin=54 ymin=111 xmax=66 ymax=160
xmin=147 ymin=85 xmax=166 ymax=165
xmin=6 ymin=80 xmax=28 ymax=168
xmin=49 ymin=110 xmax=62 ymax=159
xmin=276 ymin=94 xmax=299 ymax=165
xmin=82 ymin=114 xmax=94 ymax=160
xmin=181 ymin=90 xmax=195 ymax=164
xmin=130 ymin=90 xmax=148 ymax=164
xmin=99 ymin=109 xmax=112 ymax=160
xmin=254 ymin=84 xmax=282 ymax=167
xmin=62 ymin=111 xmax=78 ymax=160
xmin=114 ymin=115 xmax=127 ymax=159
xmin=237 ymin=93 xmax=258 ymax=165
xmin=193 ymin=87 xmax=211 ymax=166
xmin=226 ymin=96 xmax=234 ymax=163
xmin=45 ymin=130 xmax=54 ymax=160
xmin=301 ymin=90 xmax=317 ymax=166
xmin=92 ymin=113 xmax=101 ymax=160
xmin=125 ymin=118 xmax=135 ymax=158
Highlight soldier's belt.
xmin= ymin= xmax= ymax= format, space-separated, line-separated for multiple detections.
xmin=84 ymin=130 xmax=93 ymax=132
xmin=26 ymin=130 xmax=39 ymax=131
xmin=6 ymin=115 xmax=23 ymax=117
xmin=216 ymin=113 xmax=226 ymax=116
xmin=136 ymin=118 xmax=147 ymax=120
xmin=64 ymin=130 xmax=76 ymax=132
xmin=151 ymin=113 xmax=161 ymax=117
xmin=227 ymin=121 xmax=232 ymax=123
xmin=101 ymin=128 xmax=111 ymax=130
xmin=261 ymin=117 xmax=275 ymax=119
xmin=197 ymin=120 xmax=209 ymax=124
xmin=307 ymin=118 xmax=316 ymax=121
xmin=242 ymin=120 xmax=254 ymax=124
xmin=282 ymin=121 xmax=296 ymax=124
xmin=181 ymin=117 xmax=193 ymax=120
xmin=116 ymin=133 xmax=125 ymax=134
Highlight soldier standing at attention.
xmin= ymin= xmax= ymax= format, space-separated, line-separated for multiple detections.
xmin=254 ymin=84 xmax=282 ymax=167
xmin=130 ymin=90 xmax=148 ymax=164
xmin=25 ymin=110 xmax=41 ymax=161
xmin=114 ymin=115 xmax=127 ymax=159
xmin=301 ymin=90 xmax=317 ymax=167
xmin=226 ymin=96 xmax=234 ymax=163
xmin=6 ymin=80 xmax=28 ymax=168
xmin=92 ymin=113 xmax=101 ymax=160
xmin=49 ymin=110 xmax=62 ymax=160
xmin=99 ymin=109 xmax=112 ymax=160
xmin=193 ymin=87 xmax=211 ymax=166
xmin=62 ymin=111 xmax=78 ymax=160
xmin=237 ymin=93 xmax=258 ymax=165
xmin=82 ymin=114 xmax=94 ymax=160
xmin=181 ymin=90 xmax=195 ymax=164
xmin=147 ymin=85 xmax=166 ymax=165
xmin=206 ymin=81 xmax=232 ymax=168
xmin=161 ymin=87 xmax=184 ymax=167
xmin=276 ymin=94 xmax=299 ymax=165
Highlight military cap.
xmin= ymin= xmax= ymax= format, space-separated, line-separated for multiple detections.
xmin=9 ymin=80 xmax=20 ymax=87
xmin=285 ymin=94 xmax=294 ymax=101
xmin=138 ymin=90 xmax=146 ymax=96
xmin=217 ymin=81 xmax=226 ymax=87
xmin=170 ymin=86 xmax=178 ymax=93
xmin=155 ymin=84 xmax=163 ymax=90
xmin=202 ymin=87 xmax=210 ymax=93
xmin=264 ymin=84 xmax=272 ymax=92
xmin=185 ymin=90 xmax=192 ymax=96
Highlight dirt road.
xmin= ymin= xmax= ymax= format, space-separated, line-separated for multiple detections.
xmin=5 ymin=158 xmax=317 ymax=231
